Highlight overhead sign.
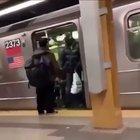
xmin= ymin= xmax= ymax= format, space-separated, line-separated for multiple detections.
xmin=5 ymin=38 xmax=24 ymax=69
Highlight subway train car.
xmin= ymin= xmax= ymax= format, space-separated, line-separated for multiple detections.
xmin=0 ymin=1 xmax=139 ymax=109
xmin=113 ymin=1 xmax=140 ymax=108
xmin=0 ymin=5 xmax=88 ymax=109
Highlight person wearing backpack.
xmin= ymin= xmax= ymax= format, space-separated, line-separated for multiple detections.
xmin=25 ymin=38 xmax=60 ymax=115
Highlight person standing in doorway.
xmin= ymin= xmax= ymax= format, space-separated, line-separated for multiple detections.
xmin=59 ymin=33 xmax=80 ymax=107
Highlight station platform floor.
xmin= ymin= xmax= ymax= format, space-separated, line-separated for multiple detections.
xmin=0 ymin=110 xmax=140 ymax=140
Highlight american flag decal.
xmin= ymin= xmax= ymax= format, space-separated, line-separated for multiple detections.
xmin=7 ymin=56 xmax=24 ymax=69
xmin=6 ymin=46 xmax=22 ymax=56
xmin=5 ymin=38 xmax=24 ymax=69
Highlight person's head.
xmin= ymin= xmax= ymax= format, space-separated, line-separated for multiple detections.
xmin=38 ymin=38 xmax=49 ymax=49
xmin=65 ymin=33 xmax=75 ymax=47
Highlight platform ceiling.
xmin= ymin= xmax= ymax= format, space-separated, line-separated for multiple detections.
xmin=0 ymin=0 xmax=139 ymax=28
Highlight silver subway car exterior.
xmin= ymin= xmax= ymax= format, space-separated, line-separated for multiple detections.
xmin=113 ymin=1 xmax=140 ymax=108
xmin=0 ymin=5 xmax=90 ymax=109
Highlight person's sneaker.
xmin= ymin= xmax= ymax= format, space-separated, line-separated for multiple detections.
xmin=38 ymin=110 xmax=45 ymax=115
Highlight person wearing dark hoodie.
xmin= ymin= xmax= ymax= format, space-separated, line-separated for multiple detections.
xmin=59 ymin=34 xmax=80 ymax=107
xmin=33 ymin=38 xmax=60 ymax=115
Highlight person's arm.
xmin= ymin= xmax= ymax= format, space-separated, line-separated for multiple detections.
xmin=59 ymin=49 xmax=65 ymax=69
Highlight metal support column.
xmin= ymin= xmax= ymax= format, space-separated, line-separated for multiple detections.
xmin=79 ymin=0 xmax=122 ymax=129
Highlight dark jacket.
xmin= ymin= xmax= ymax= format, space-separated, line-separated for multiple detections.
xmin=33 ymin=48 xmax=60 ymax=81
xmin=60 ymin=42 xmax=80 ymax=73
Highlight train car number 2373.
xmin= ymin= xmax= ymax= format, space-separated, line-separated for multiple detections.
xmin=5 ymin=38 xmax=21 ymax=49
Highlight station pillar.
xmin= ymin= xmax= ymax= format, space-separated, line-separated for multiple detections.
xmin=79 ymin=0 xmax=122 ymax=129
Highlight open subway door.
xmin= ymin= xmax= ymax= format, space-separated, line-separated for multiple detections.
xmin=31 ymin=20 xmax=90 ymax=109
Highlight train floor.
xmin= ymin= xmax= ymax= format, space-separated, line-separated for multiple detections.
xmin=0 ymin=110 xmax=140 ymax=140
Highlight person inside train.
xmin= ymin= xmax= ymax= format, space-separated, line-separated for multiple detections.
xmin=59 ymin=33 xmax=82 ymax=108
xmin=32 ymin=37 xmax=60 ymax=115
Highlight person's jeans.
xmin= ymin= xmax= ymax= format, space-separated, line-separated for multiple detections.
xmin=36 ymin=83 xmax=55 ymax=114
xmin=65 ymin=73 xmax=73 ymax=107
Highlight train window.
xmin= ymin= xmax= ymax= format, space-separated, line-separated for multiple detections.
xmin=128 ymin=13 xmax=140 ymax=28
xmin=32 ymin=23 xmax=79 ymax=61
xmin=127 ymin=13 xmax=140 ymax=60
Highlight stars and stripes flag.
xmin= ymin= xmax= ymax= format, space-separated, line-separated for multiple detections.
xmin=5 ymin=39 xmax=25 ymax=69
xmin=7 ymin=56 xmax=24 ymax=69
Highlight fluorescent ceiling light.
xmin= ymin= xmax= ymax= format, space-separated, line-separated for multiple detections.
xmin=0 ymin=0 xmax=45 ymax=17
xmin=72 ymin=31 xmax=79 ymax=39
xmin=49 ymin=39 xmax=55 ymax=45
xmin=56 ymin=34 xmax=66 ymax=42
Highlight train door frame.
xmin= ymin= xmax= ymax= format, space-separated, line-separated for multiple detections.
xmin=31 ymin=19 xmax=91 ymax=108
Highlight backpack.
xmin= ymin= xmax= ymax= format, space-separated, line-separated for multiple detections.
xmin=25 ymin=55 xmax=52 ymax=88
